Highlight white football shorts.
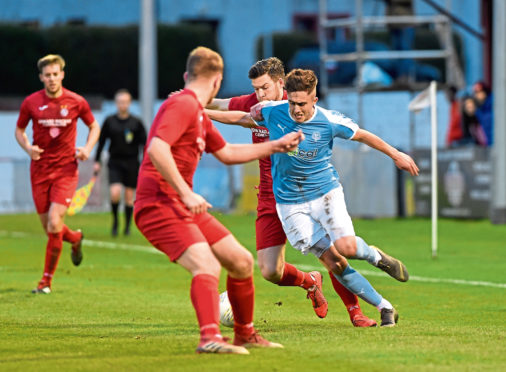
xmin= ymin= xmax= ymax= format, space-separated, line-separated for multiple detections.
xmin=276 ymin=186 xmax=355 ymax=257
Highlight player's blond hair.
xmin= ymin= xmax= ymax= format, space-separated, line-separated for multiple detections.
xmin=186 ymin=46 xmax=223 ymax=80
xmin=37 ymin=54 xmax=65 ymax=72
xmin=285 ymin=69 xmax=318 ymax=94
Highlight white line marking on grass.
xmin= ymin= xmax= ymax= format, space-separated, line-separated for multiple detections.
xmin=296 ymin=264 xmax=506 ymax=289
xmin=83 ymin=239 xmax=162 ymax=255
xmin=2 ymin=230 xmax=505 ymax=289
xmin=0 ymin=230 xmax=162 ymax=255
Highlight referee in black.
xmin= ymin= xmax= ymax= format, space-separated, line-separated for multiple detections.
xmin=94 ymin=89 xmax=147 ymax=236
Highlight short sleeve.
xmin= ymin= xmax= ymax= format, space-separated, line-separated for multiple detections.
xmin=326 ymin=110 xmax=359 ymax=140
xmin=16 ymin=99 xmax=32 ymax=129
xmin=228 ymin=93 xmax=257 ymax=111
xmin=257 ymin=100 xmax=285 ymax=128
xmin=79 ymin=98 xmax=96 ymax=126
xmin=204 ymin=118 xmax=226 ymax=153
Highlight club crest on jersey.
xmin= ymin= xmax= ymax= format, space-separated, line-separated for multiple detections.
xmin=60 ymin=106 xmax=69 ymax=117
xmin=49 ymin=127 xmax=60 ymax=138
xmin=312 ymin=131 xmax=321 ymax=141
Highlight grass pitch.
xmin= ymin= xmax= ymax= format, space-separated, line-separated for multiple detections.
xmin=0 ymin=213 xmax=505 ymax=371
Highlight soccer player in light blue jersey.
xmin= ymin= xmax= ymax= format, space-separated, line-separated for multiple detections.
xmin=208 ymin=68 xmax=419 ymax=327
xmin=207 ymin=58 xmax=378 ymax=328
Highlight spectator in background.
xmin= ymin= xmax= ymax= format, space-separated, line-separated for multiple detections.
xmin=461 ymin=95 xmax=487 ymax=147
xmin=94 ymin=89 xmax=147 ymax=236
xmin=385 ymin=0 xmax=415 ymax=84
xmin=472 ymin=81 xmax=493 ymax=146
xmin=445 ymin=86 xmax=463 ymax=147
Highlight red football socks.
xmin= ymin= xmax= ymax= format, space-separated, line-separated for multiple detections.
xmin=61 ymin=224 xmax=81 ymax=244
xmin=190 ymin=274 xmax=221 ymax=339
xmin=328 ymin=271 xmax=362 ymax=319
xmin=227 ymin=276 xmax=255 ymax=336
xmin=277 ymin=263 xmax=315 ymax=289
xmin=42 ymin=231 xmax=64 ymax=285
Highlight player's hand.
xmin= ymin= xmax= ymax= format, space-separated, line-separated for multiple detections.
xmin=274 ymin=130 xmax=305 ymax=153
xmin=181 ymin=191 xmax=213 ymax=215
xmin=29 ymin=145 xmax=44 ymax=160
xmin=393 ymin=152 xmax=419 ymax=176
xmin=250 ymin=102 xmax=265 ymax=121
xmin=93 ymin=162 xmax=101 ymax=173
xmin=75 ymin=147 xmax=90 ymax=161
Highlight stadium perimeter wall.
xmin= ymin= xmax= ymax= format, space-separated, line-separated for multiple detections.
xmin=0 ymin=92 xmax=449 ymax=216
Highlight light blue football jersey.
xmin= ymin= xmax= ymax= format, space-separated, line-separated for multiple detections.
xmin=257 ymin=100 xmax=358 ymax=204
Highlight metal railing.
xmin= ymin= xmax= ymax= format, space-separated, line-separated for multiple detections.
xmin=318 ymin=0 xmax=463 ymax=128
xmin=318 ymin=0 xmax=461 ymax=95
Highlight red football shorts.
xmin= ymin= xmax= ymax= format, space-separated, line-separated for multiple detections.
xmin=31 ymin=166 xmax=79 ymax=214
xmin=255 ymin=195 xmax=286 ymax=251
xmin=134 ymin=200 xmax=231 ymax=262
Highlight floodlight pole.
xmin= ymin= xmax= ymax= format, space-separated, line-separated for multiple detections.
xmin=430 ymin=81 xmax=438 ymax=257
xmin=491 ymin=0 xmax=506 ymax=224
xmin=262 ymin=0 xmax=273 ymax=58
xmin=139 ymin=0 xmax=157 ymax=129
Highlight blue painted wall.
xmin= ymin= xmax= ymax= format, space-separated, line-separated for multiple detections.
xmin=0 ymin=0 xmax=485 ymax=94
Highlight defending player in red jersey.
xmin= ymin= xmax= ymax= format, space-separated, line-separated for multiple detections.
xmin=134 ymin=47 xmax=303 ymax=354
xmin=15 ymin=54 xmax=100 ymax=294
xmin=206 ymin=58 xmax=376 ymax=327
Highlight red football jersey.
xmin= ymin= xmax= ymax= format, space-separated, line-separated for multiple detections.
xmin=136 ymin=89 xmax=226 ymax=205
xmin=16 ymin=88 xmax=95 ymax=178
xmin=228 ymin=91 xmax=287 ymax=197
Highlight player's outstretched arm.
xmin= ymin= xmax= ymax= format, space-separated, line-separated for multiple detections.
xmin=148 ymin=137 xmax=212 ymax=214
xmin=15 ymin=126 xmax=44 ymax=160
xmin=213 ymin=130 xmax=305 ymax=165
xmin=205 ymin=109 xmax=257 ymax=128
xmin=352 ymin=129 xmax=419 ymax=176
xmin=76 ymin=121 xmax=100 ymax=161
xmin=206 ymin=98 xmax=231 ymax=111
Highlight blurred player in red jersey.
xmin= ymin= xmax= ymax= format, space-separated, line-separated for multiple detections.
xmin=206 ymin=58 xmax=376 ymax=327
xmin=134 ymin=47 xmax=303 ymax=354
xmin=15 ymin=54 xmax=100 ymax=294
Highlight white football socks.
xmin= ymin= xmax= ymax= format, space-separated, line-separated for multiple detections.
xmin=376 ymin=298 xmax=393 ymax=311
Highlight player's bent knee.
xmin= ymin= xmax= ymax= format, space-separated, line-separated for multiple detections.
xmin=320 ymin=246 xmax=348 ymax=275
xmin=46 ymin=216 xmax=62 ymax=233
xmin=228 ymin=249 xmax=254 ymax=278
xmin=259 ymin=264 xmax=282 ymax=283
xmin=230 ymin=260 xmax=253 ymax=278
xmin=335 ymin=237 xmax=357 ymax=257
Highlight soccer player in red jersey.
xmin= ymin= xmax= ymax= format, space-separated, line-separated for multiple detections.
xmin=134 ymin=47 xmax=304 ymax=354
xmin=15 ymin=54 xmax=100 ymax=294
xmin=207 ymin=58 xmax=377 ymax=327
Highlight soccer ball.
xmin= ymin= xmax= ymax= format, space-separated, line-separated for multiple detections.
xmin=219 ymin=291 xmax=234 ymax=328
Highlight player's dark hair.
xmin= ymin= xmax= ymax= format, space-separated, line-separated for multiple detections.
xmin=115 ymin=89 xmax=131 ymax=100
xmin=248 ymin=57 xmax=285 ymax=82
xmin=186 ymin=46 xmax=224 ymax=80
xmin=285 ymin=69 xmax=318 ymax=94
xmin=37 ymin=54 xmax=65 ymax=72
